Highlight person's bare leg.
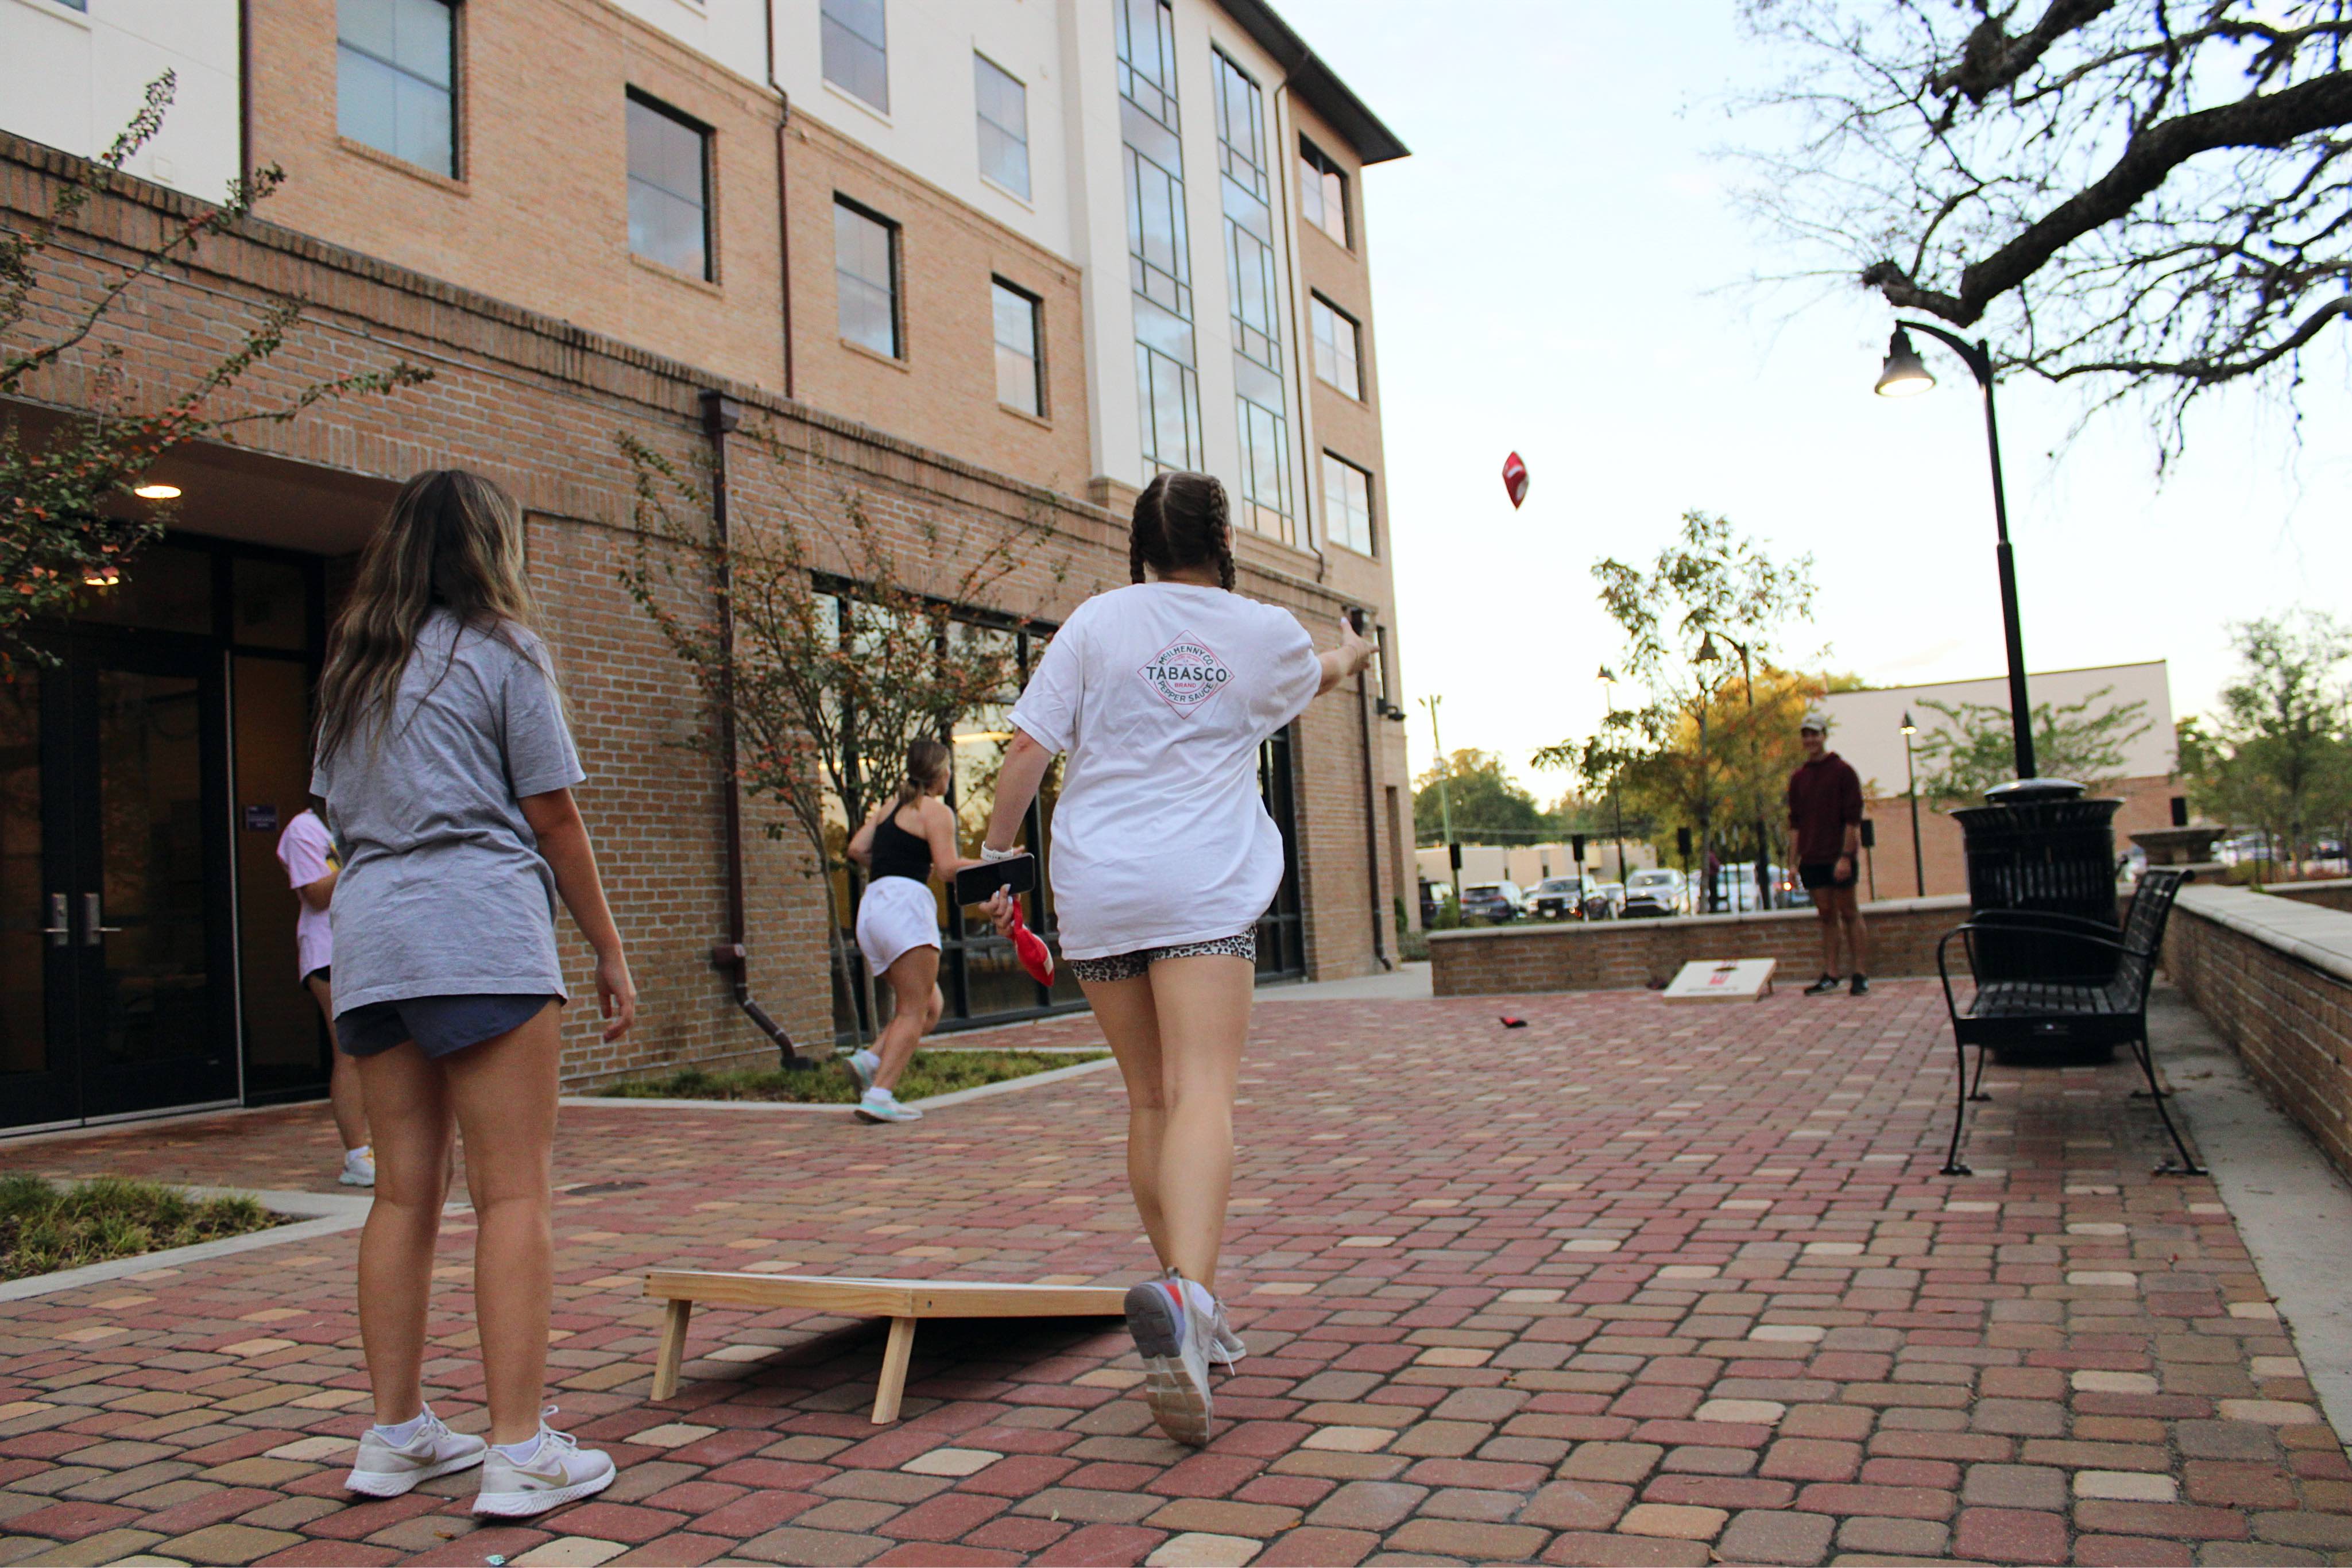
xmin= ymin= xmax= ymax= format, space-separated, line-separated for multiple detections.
xmin=311 ymin=975 xmax=369 ymax=1152
xmin=1837 ymin=886 xmax=1870 ymax=974
xmin=1810 ymin=888 xmax=1844 ymax=976
xmin=444 ymin=1003 xmax=562 ymax=1447
xmin=1081 ymin=973 xmax=1170 ymax=1268
xmin=871 ymin=946 xmax=941 ymax=1093
xmin=1144 ymin=955 xmax=1254 ymax=1291
xmin=351 ymin=1043 xmax=454 ymax=1427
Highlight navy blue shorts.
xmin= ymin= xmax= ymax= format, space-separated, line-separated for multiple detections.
xmin=335 ymin=994 xmax=557 ymax=1060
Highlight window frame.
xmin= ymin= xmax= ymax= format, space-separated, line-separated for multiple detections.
xmin=1298 ymin=137 xmax=1350 ymax=247
xmin=991 ymin=277 xmax=1045 ymax=417
xmin=1310 ymin=293 xmax=1363 ymax=400
xmin=833 ymin=195 xmax=904 ymax=360
xmin=973 ymin=52 xmax=1031 ymax=201
xmin=1321 ymin=449 xmax=1376 ymax=556
xmin=624 ymin=88 xmax=714 ymax=281
xmin=335 ymin=0 xmax=461 ymax=179
xmin=821 ymin=0 xmax=890 ymax=115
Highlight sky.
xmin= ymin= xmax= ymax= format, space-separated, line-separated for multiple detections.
xmin=1276 ymin=0 xmax=2352 ymax=797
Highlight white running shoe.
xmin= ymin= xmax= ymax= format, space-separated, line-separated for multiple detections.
xmin=473 ymin=1414 xmax=616 ymax=1518
xmin=345 ymin=1406 xmax=485 ymax=1496
xmin=1126 ymin=1270 xmax=1214 ymax=1446
xmin=340 ymin=1146 xmax=376 ymax=1188
xmin=847 ymin=1049 xmax=880 ymax=1091
xmin=1209 ymin=1300 xmax=1247 ymax=1370
xmin=855 ymin=1087 xmax=922 ymax=1123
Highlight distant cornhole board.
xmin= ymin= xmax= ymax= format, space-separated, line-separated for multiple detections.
xmin=1663 ymin=958 xmax=1777 ymax=1004
xmin=645 ymin=1271 xmax=1125 ymax=1423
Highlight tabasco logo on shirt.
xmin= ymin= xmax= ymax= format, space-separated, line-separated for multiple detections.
xmin=1139 ymin=634 xmax=1232 ymax=715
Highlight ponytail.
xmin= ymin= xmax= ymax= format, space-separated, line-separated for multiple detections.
xmin=895 ymin=737 xmax=951 ymax=811
xmin=1129 ymin=472 xmax=1235 ymax=591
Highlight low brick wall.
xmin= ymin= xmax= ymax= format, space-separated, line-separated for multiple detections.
xmin=1428 ymin=896 xmax=1972 ymax=996
xmin=2264 ymin=878 xmax=2352 ymax=915
xmin=2165 ymin=884 xmax=2352 ymax=1182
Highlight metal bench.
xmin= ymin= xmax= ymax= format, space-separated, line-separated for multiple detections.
xmin=1935 ymin=868 xmax=2202 ymax=1177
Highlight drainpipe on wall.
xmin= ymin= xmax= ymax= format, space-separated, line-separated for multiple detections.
xmin=763 ymin=0 xmax=794 ymax=398
xmin=1351 ymin=608 xmax=1392 ymax=971
xmin=702 ymin=388 xmax=804 ymax=1067
xmin=236 ymin=0 xmax=253 ymax=180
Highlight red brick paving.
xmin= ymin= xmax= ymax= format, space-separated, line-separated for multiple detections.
xmin=0 ymin=982 xmax=2346 ymax=1564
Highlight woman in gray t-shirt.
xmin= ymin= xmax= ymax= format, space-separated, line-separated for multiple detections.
xmin=312 ymin=469 xmax=635 ymax=1517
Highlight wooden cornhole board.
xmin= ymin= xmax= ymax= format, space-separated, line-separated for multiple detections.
xmin=1663 ymin=957 xmax=1777 ymax=1004
xmin=645 ymin=1271 xmax=1125 ymax=1423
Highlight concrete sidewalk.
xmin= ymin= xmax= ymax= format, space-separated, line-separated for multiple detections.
xmin=0 ymin=981 xmax=2347 ymax=1565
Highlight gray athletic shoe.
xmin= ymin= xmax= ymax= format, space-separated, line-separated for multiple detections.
xmin=1126 ymin=1270 xmax=1214 ymax=1446
xmin=856 ymin=1087 xmax=922 ymax=1122
xmin=472 ymin=1415 xmax=615 ymax=1518
xmin=344 ymin=1406 xmax=486 ymax=1497
xmin=1209 ymin=1300 xmax=1246 ymax=1369
xmin=847 ymin=1048 xmax=880 ymax=1091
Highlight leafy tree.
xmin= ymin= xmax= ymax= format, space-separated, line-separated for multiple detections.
xmin=620 ymin=430 xmax=1062 ymax=1039
xmin=2 ymin=73 xmax=428 ymax=674
xmin=1912 ymin=686 xmax=2153 ymax=803
xmin=2180 ymin=611 xmax=2352 ymax=872
xmin=1413 ymin=749 xmax=1546 ymax=845
xmin=1734 ymin=1 xmax=2352 ymax=448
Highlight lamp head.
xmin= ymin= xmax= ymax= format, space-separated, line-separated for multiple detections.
xmin=1695 ymin=633 xmax=1718 ymax=664
xmin=1874 ymin=328 xmax=1935 ymax=398
xmin=1900 ymin=710 xmax=1917 ymax=735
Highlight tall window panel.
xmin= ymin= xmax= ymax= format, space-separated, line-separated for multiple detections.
xmin=1116 ymin=0 xmax=1201 ymax=479
xmin=1322 ymin=451 xmax=1375 ymax=555
xmin=974 ymin=55 xmax=1030 ymax=200
xmin=822 ymin=0 xmax=888 ymax=113
xmin=993 ymin=280 xmax=1042 ymax=416
xmin=834 ymin=199 xmax=900 ymax=358
xmin=1310 ymin=295 xmax=1361 ymax=398
xmin=338 ymin=0 xmax=456 ymax=176
xmin=625 ymin=94 xmax=710 ymax=279
xmin=1214 ymin=51 xmax=1291 ymax=544
xmin=1298 ymin=138 xmax=1349 ymax=246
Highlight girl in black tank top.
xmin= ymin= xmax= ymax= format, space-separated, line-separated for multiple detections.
xmin=845 ymin=740 xmax=974 ymax=1122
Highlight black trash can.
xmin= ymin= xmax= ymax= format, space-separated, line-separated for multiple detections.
xmin=1950 ymin=778 xmax=2123 ymax=981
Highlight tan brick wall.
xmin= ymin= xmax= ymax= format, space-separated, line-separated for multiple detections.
xmin=1861 ymin=774 xmax=2180 ymax=900
xmin=2165 ymin=889 xmax=2352 ymax=1183
xmin=1429 ymin=897 xmax=1974 ymax=995
xmin=2 ymin=135 xmax=1388 ymax=1085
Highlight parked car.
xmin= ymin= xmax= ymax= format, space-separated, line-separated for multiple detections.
xmin=1459 ymin=881 xmax=1525 ymax=922
xmin=1620 ymin=868 xmax=1689 ymax=918
xmin=1581 ymin=882 xmax=1621 ymax=920
xmin=1711 ymin=862 xmax=1797 ymax=913
xmin=1527 ymin=876 xmax=1583 ymax=919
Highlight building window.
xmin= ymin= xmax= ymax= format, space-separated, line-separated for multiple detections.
xmin=1116 ymin=0 xmax=1201 ymax=479
xmin=1311 ymin=295 xmax=1361 ymax=398
xmin=1322 ymin=451 xmax=1374 ymax=555
xmin=1214 ymin=50 xmax=1291 ymax=544
xmin=974 ymin=54 xmax=1030 ymax=200
xmin=993 ymin=279 xmax=1042 ymax=416
xmin=1298 ymin=137 xmax=1349 ymax=246
xmin=835 ymin=199 xmax=900 ymax=358
xmin=337 ymin=0 xmax=457 ymax=177
xmin=822 ymin=0 xmax=888 ymax=114
xmin=625 ymin=93 xmax=711 ymax=279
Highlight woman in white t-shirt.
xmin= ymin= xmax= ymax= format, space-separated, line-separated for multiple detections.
xmin=274 ymin=808 xmax=373 ymax=1188
xmin=980 ymin=471 xmax=1372 ymax=1445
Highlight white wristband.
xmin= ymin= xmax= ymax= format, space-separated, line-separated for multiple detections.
xmin=981 ymin=843 xmax=1019 ymax=863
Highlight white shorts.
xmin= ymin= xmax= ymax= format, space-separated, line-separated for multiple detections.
xmin=854 ymin=876 xmax=941 ymax=978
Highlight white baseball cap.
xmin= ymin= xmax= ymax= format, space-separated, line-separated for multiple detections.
xmin=1798 ymin=710 xmax=1830 ymax=734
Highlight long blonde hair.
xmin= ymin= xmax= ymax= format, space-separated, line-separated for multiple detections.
xmin=315 ymin=469 xmax=550 ymax=763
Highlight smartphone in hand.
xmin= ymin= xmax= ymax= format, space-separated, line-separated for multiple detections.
xmin=954 ymin=854 xmax=1036 ymax=907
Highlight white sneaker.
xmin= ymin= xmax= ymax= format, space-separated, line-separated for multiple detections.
xmin=340 ymin=1146 xmax=376 ymax=1188
xmin=1125 ymin=1270 xmax=1214 ymax=1446
xmin=855 ymin=1087 xmax=922 ymax=1123
xmin=473 ymin=1414 xmax=616 ymax=1518
xmin=345 ymin=1406 xmax=485 ymax=1496
xmin=1209 ymin=1300 xmax=1247 ymax=1370
xmin=847 ymin=1049 xmax=880 ymax=1091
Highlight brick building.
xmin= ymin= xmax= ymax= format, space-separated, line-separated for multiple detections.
xmin=0 ymin=0 xmax=1415 ymax=1133
xmin=1819 ymin=661 xmax=2180 ymax=900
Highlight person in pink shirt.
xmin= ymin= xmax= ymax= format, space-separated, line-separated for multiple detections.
xmin=277 ymin=807 xmax=373 ymax=1186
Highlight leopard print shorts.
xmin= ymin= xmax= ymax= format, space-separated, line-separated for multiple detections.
xmin=1065 ymin=931 xmax=1258 ymax=985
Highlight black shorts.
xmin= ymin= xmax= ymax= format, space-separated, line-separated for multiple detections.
xmin=336 ymin=993 xmax=558 ymax=1060
xmin=1798 ymin=861 xmax=1855 ymax=891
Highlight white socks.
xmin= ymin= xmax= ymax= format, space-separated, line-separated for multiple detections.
xmin=372 ymin=1410 xmax=428 ymax=1446
xmin=1176 ymin=1276 xmax=1217 ymax=1315
xmin=493 ymin=1433 xmax=543 ymax=1462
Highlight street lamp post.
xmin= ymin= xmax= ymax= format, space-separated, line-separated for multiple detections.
xmin=1693 ymin=634 xmax=1726 ymax=914
xmin=1875 ymin=323 xmax=2037 ymax=780
xmin=1422 ymin=695 xmax=1461 ymax=913
xmin=1708 ymin=629 xmax=1771 ymax=912
xmin=1901 ymin=711 xmax=1926 ymax=896
xmin=1599 ymin=665 xmax=1625 ymax=886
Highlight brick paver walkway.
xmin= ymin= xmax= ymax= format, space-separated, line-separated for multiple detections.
xmin=0 ymin=982 xmax=2346 ymax=1566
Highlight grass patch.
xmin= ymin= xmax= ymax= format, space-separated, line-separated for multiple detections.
xmin=0 ymin=1175 xmax=286 ymax=1282
xmin=595 ymin=1048 xmax=1108 ymax=1105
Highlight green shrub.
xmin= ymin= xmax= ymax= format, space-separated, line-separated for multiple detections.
xmin=597 ymin=1048 xmax=1107 ymax=1105
xmin=0 ymin=1176 xmax=286 ymax=1281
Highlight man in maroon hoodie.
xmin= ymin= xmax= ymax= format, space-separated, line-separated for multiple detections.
xmin=1788 ymin=713 xmax=1869 ymax=996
